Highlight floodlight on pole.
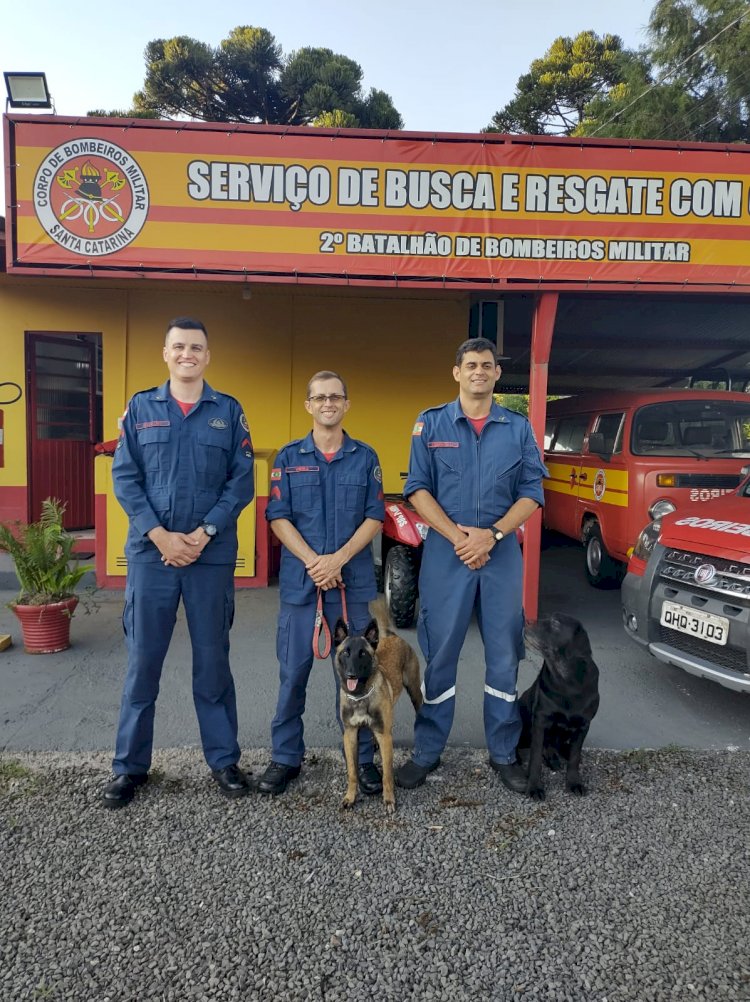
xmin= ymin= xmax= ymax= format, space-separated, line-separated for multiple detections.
xmin=4 ymin=72 xmax=53 ymax=111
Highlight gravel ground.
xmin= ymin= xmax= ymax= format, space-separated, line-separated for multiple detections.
xmin=0 ymin=747 xmax=748 ymax=1002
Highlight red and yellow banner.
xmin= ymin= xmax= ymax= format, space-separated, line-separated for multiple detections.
xmin=8 ymin=116 xmax=750 ymax=287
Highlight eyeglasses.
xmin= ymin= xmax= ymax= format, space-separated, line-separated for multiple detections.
xmin=308 ymin=394 xmax=346 ymax=404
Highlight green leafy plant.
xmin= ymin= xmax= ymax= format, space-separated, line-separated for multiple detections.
xmin=0 ymin=498 xmax=93 ymax=605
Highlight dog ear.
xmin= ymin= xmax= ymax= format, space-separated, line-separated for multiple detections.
xmin=363 ymin=619 xmax=379 ymax=648
xmin=333 ymin=619 xmax=350 ymax=646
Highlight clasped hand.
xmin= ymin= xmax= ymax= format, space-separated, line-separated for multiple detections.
xmin=306 ymin=553 xmax=344 ymax=590
xmin=155 ymin=528 xmax=210 ymax=567
xmin=454 ymin=524 xmax=494 ymax=570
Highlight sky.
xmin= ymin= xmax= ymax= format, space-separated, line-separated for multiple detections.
xmin=1 ymin=0 xmax=657 ymax=210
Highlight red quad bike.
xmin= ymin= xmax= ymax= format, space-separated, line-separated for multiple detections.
xmin=375 ymin=495 xmax=430 ymax=628
xmin=375 ymin=491 xmax=524 ymax=629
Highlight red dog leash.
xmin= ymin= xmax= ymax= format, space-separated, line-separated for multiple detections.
xmin=312 ymin=585 xmax=349 ymax=659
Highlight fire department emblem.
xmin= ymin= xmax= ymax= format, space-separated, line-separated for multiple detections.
xmin=33 ymin=139 xmax=149 ymax=256
xmin=694 ymin=563 xmax=716 ymax=585
xmin=593 ymin=469 xmax=606 ymax=500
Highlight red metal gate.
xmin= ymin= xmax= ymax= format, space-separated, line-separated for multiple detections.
xmin=26 ymin=332 xmax=101 ymax=530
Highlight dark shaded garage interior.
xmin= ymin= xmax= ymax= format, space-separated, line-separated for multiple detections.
xmin=497 ymin=293 xmax=750 ymax=394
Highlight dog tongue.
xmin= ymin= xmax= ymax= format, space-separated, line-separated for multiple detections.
xmin=347 ymin=678 xmax=358 ymax=692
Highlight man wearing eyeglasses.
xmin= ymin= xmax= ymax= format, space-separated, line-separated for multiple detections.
xmin=258 ymin=371 xmax=385 ymax=796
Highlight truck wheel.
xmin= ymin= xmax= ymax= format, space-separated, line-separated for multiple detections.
xmin=583 ymin=522 xmax=621 ymax=589
xmin=384 ymin=545 xmax=418 ymax=628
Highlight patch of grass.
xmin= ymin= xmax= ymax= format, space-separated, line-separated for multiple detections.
xmin=619 ymin=744 xmax=687 ymax=771
xmin=0 ymin=758 xmax=40 ymax=797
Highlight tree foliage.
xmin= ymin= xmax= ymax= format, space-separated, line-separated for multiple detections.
xmin=487 ymin=3 xmax=750 ymax=143
xmin=88 ymin=26 xmax=402 ymax=129
xmin=487 ymin=32 xmax=633 ymax=136
xmin=581 ymin=0 xmax=750 ymax=141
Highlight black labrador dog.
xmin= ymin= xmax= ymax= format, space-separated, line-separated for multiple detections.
xmin=517 ymin=613 xmax=600 ymax=801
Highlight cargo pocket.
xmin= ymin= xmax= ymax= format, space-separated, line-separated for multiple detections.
xmin=435 ymin=452 xmax=462 ymax=513
xmin=137 ymin=427 xmax=170 ymax=472
xmin=289 ymin=472 xmax=320 ymax=511
xmin=276 ymin=609 xmax=292 ymax=664
xmin=122 ymin=585 xmax=134 ymax=639
xmin=197 ymin=431 xmax=230 ymax=480
xmin=338 ymin=473 xmax=366 ymax=510
xmin=495 ymin=458 xmax=522 ymax=507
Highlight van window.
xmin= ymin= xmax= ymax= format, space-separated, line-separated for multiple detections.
xmin=632 ymin=400 xmax=750 ymax=456
xmin=593 ymin=412 xmax=624 ymax=454
xmin=544 ymin=418 xmax=555 ymax=450
xmin=551 ymin=415 xmax=590 ymax=453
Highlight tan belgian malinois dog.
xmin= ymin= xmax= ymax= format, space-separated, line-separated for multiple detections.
xmin=333 ymin=597 xmax=422 ymax=812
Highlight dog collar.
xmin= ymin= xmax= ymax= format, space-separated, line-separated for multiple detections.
xmin=344 ymin=684 xmax=377 ymax=702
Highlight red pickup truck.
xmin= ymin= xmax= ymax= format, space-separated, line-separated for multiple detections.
xmin=622 ymin=479 xmax=750 ymax=693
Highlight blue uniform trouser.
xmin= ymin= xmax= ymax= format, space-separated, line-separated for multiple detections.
xmin=271 ymin=593 xmax=375 ymax=767
xmin=113 ymin=561 xmax=240 ymax=775
xmin=412 ymin=532 xmax=524 ymax=767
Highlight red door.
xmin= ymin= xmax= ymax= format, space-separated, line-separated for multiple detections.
xmin=26 ymin=333 xmax=101 ymax=530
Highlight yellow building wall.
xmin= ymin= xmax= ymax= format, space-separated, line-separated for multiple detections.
xmin=114 ymin=286 xmax=466 ymax=495
xmin=0 ymin=277 xmax=470 ymax=579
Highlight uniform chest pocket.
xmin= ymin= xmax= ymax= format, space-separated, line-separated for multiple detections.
xmin=197 ymin=430 xmax=231 ymax=478
xmin=337 ymin=473 xmax=367 ymax=510
xmin=434 ymin=451 xmax=462 ymax=511
xmin=495 ymin=458 xmax=522 ymax=498
xmin=137 ymin=427 xmax=170 ymax=471
xmin=289 ymin=471 xmax=320 ymax=511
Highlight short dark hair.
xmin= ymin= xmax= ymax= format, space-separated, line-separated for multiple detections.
xmin=455 ymin=337 xmax=498 ymax=366
xmin=165 ymin=317 xmax=208 ymax=342
xmin=307 ymin=370 xmax=348 ymax=399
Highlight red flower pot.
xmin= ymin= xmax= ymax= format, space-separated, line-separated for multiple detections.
xmin=11 ymin=596 xmax=79 ymax=654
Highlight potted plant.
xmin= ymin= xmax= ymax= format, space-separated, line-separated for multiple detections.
xmin=0 ymin=498 xmax=93 ymax=653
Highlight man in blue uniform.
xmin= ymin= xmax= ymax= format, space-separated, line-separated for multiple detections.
xmin=395 ymin=337 xmax=547 ymax=793
xmin=101 ymin=317 xmax=255 ymax=809
xmin=258 ymin=371 xmax=385 ymax=796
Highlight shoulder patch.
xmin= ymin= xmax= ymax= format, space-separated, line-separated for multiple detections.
xmin=240 ymin=413 xmax=249 ymax=432
xmin=271 ymin=468 xmax=282 ymax=480
xmin=373 ymin=465 xmax=382 ymax=483
xmin=412 ymin=421 xmax=424 ymax=436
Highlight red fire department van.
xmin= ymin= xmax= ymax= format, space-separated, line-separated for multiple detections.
xmin=622 ymin=480 xmax=750 ymax=693
xmin=543 ymin=390 xmax=750 ymax=587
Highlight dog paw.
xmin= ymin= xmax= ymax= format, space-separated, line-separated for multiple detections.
xmin=567 ymin=781 xmax=587 ymax=797
xmin=384 ymin=800 xmax=396 ymax=815
xmin=526 ymin=785 xmax=546 ymax=801
xmin=341 ymin=795 xmax=356 ymax=810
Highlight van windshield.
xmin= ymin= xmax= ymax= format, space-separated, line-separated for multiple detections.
xmin=632 ymin=400 xmax=750 ymax=457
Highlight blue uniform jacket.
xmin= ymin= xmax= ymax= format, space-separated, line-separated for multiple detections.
xmin=266 ymin=431 xmax=385 ymax=604
xmin=404 ymin=398 xmax=547 ymax=525
xmin=112 ymin=379 xmax=254 ymax=564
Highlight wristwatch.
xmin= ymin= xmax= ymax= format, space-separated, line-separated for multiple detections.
xmin=489 ymin=526 xmax=504 ymax=543
xmin=201 ymin=523 xmax=218 ymax=539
